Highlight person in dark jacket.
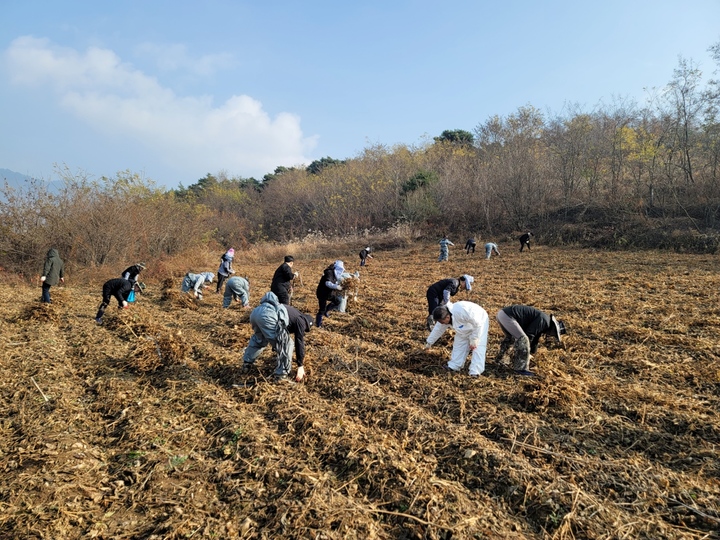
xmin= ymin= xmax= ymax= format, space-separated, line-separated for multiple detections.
xmin=464 ymin=238 xmax=476 ymax=254
xmin=40 ymin=248 xmax=65 ymax=303
xmin=425 ymin=275 xmax=474 ymax=330
xmin=95 ymin=279 xmax=146 ymax=324
xmin=315 ymin=260 xmax=345 ymax=328
xmin=495 ymin=305 xmax=566 ymax=376
xmin=242 ymin=292 xmax=313 ymax=382
xmin=519 ymin=232 xmax=533 ymax=252
xmin=121 ymin=262 xmax=146 ymax=285
xmin=270 ymin=255 xmax=298 ymax=305
xmin=216 ymin=249 xmax=235 ymax=293
xmin=359 ymin=246 xmax=373 ymax=267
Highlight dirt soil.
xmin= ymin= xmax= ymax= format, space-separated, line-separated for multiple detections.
xmin=1 ymin=245 xmax=719 ymax=539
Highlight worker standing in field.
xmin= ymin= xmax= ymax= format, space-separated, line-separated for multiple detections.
xmin=182 ymin=271 xmax=214 ymax=300
xmin=40 ymin=248 xmax=64 ymax=303
xmin=121 ymin=262 xmax=146 ymax=285
xmin=222 ymin=276 xmax=251 ymax=309
xmin=484 ymin=242 xmax=500 ymax=259
xmin=425 ymin=275 xmax=474 ymax=330
xmin=216 ymin=248 xmax=235 ymax=293
xmin=270 ymin=255 xmax=298 ymax=305
xmin=519 ymin=232 xmax=533 ymax=252
xmin=438 ymin=235 xmax=454 ymax=262
xmin=494 ymin=304 xmax=566 ymax=376
xmin=465 ymin=238 xmax=476 ymax=254
xmin=425 ymin=301 xmax=490 ymax=377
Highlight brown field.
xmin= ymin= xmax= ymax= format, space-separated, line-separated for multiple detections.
xmin=1 ymin=244 xmax=719 ymax=539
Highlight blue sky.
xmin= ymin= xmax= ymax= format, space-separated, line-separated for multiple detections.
xmin=1 ymin=1 xmax=719 ymax=190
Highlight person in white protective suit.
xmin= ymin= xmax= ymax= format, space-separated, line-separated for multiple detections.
xmin=424 ymin=301 xmax=489 ymax=377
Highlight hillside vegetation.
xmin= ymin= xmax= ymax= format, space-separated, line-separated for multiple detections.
xmin=1 ymin=243 xmax=718 ymax=539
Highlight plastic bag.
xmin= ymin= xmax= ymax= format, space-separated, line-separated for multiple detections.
xmin=127 ymin=290 xmax=136 ymax=303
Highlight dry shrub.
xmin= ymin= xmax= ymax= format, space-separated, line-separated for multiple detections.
xmin=17 ymin=302 xmax=61 ymax=323
xmin=126 ymin=331 xmax=191 ymax=373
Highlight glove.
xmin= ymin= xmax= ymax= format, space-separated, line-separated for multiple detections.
xmin=295 ymin=366 xmax=305 ymax=382
xmin=293 ymin=272 xmax=299 ymax=277
xmin=122 ymin=301 xmax=128 ymax=308
xmin=40 ymin=276 xmax=46 ymax=282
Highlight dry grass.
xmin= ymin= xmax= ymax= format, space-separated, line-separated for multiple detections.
xmin=0 ymin=244 xmax=719 ymax=539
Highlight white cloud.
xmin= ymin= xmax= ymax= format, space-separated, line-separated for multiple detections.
xmin=3 ymin=36 xmax=316 ymax=177
xmin=134 ymin=42 xmax=236 ymax=76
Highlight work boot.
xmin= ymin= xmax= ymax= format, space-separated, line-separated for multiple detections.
xmin=315 ymin=313 xmax=323 ymax=328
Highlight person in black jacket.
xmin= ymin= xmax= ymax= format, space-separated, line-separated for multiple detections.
xmin=95 ymin=278 xmax=145 ymax=324
xmin=519 ymin=232 xmax=533 ymax=252
xmin=315 ymin=260 xmax=345 ymax=328
xmin=464 ymin=238 xmax=476 ymax=254
xmin=121 ymin=262 xmax=146 ymax=285
xmin=425 ymin=275 xmax=474 ymax=330
xmin=282 ymin=305 xmax=313 ymax=382
xmin=270 ymin=255 xmax=298 ymax=305
xmin=495 ymin=305 xmax=566 ymax=376
xmin=359 ymin=246 xmax=373 ymax=266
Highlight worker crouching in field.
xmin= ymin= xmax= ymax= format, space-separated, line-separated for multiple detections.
xmin=425 ymin=301 xmax=490 ymax=377
xmin=242 ymin=292 xmax=313 ymax=382
xmin=95 ymin=279 xmax=145 ymax=324
xmin=181 ymin=272 xmax=214 ymax=300
xmin=359 ymin=246 xmax=373 ymax=267
xmin=222 ymin=276 xmax=250 ymax=309
xmin=495 ymin=305 xmax=566 ymax=376
xmin=121 ymin=262 xmax=146 ymax=285
xmin=315 ymin=260 xmax=345 ymax=328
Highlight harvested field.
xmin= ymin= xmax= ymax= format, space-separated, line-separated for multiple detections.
xmin=1 ymin=245 xmax=719 ymax=539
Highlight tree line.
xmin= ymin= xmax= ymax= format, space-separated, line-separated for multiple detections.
xmin=2 ymin=45 xmax=720 ymax=274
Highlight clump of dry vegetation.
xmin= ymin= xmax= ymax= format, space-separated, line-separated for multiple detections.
xmin=0 ymin=244 xmax=718 ymax=539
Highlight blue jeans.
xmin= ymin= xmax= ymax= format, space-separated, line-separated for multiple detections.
xmin=41 ymin=283 xmax=52 ymax=303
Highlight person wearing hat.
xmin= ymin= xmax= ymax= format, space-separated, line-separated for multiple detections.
xmin=464 ymin=238 xmax=476 ymax=255
xmin=222 ymin=276 xmax=251 ymax=309
xmin=40 ymin=248 xmax=65 ymax=303
xmin=424 ymin=301 xmax=490 ymax=377
xmin=121 ymin=262 xmax=146 ymax=285
xmin=181 ymin=271 xmax=214 ymax=300
xmin=359 ymin=246 xmax=373 ymax=267
xmin=438 ymin=235 xmax=454 ymax=262
xmin=216 ymin=248 xmax=236 ymax=293
xmin=425 ymin=275 xmax=474 ymax=331
xmin=484 ymin=242 xmax=500 ymax=259
xmin=315 ymin=260 xmax=345 ymax=328
xmin=494 ymin=305 xmax=567 ymax=376
xmin=270 ymin=255 xmax=298 ymax=305
xmin=519 ymin=232 xmax=533 ymax=252
xmin=95 ymin=278 xmax=145 ymax=324
xmin=242 ymin=291 xmax=313 ymax=382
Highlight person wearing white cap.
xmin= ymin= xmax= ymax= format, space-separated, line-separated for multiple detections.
xmin=495 ymin=305 xmax=567 ymax=376
xmin=181 ymin=271 xmax=214 ymax=300
xmin=425 ymin=275 xmax=474 ymax=330
xmin=425 ymin=301 xmax=490 ymax=377
xmin=359 ymin=246 xmax=373 ymax=267
xmin=315 ymin=260 xmax=345 ymax=328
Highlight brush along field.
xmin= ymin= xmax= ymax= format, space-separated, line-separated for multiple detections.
xmin=1 ymin=244 xmax=719 ymax=539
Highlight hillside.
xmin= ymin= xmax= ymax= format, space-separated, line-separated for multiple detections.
xmin=1 ymin=244 xmax=719 ymax=539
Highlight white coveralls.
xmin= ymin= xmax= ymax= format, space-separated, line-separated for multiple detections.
xmin=426 ymin=301 xmax=489 ymax=376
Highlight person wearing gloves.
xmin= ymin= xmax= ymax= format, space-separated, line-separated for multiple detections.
xmin=425 ymin=301 xmax=490 ymax=377
xmin=121 ymin=262 xmax=146 ymax=285
xmin=425 ymin=275 xmax=474 ymax=331
xmin=315 ymin=260 xmax=345 ymax=328
xmin=40 ymin=248 xmax=65 ymax=303
xmin=359 ymin=246 xmax=373 ymax=267
xmin=222 ymin=276 xmax=251 ymax=309
xmin=95 ymin=278 xmax=145 ymax=324
xmin=484 ymin=242 xmax=500 ymax=259
xmin=216 ymin=248 xmax=235 ymax=293
xmin=328 ymin=270 xmax=361 ymax=314
xmin=270 ymin=255 xmax=298 ymax=305
xmin=519 ymin=232 xmax=533 ymax=252
xmin=181 ymin=272 xmax=214 ymax=300
xmin=438 ymin=235 xmax=454 ymax=262
xmin=242 ymin=291 xmax=313 ymax=382
xmin=495 ymin=305 xmax=567 ymax=376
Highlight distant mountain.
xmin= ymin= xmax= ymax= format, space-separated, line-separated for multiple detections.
xmin=0 ymin=168 xmax=34 ymax=190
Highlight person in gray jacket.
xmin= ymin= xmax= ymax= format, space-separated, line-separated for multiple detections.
xmin=40 ymin=248 xmax=64 ymax=303
xmin=222 ymin=276 xmax=250 ymax=309
xmin=181 ymin=272 xmax=214 ymax=300
xmin=242 ymin=292 xmax=313 ymax=382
